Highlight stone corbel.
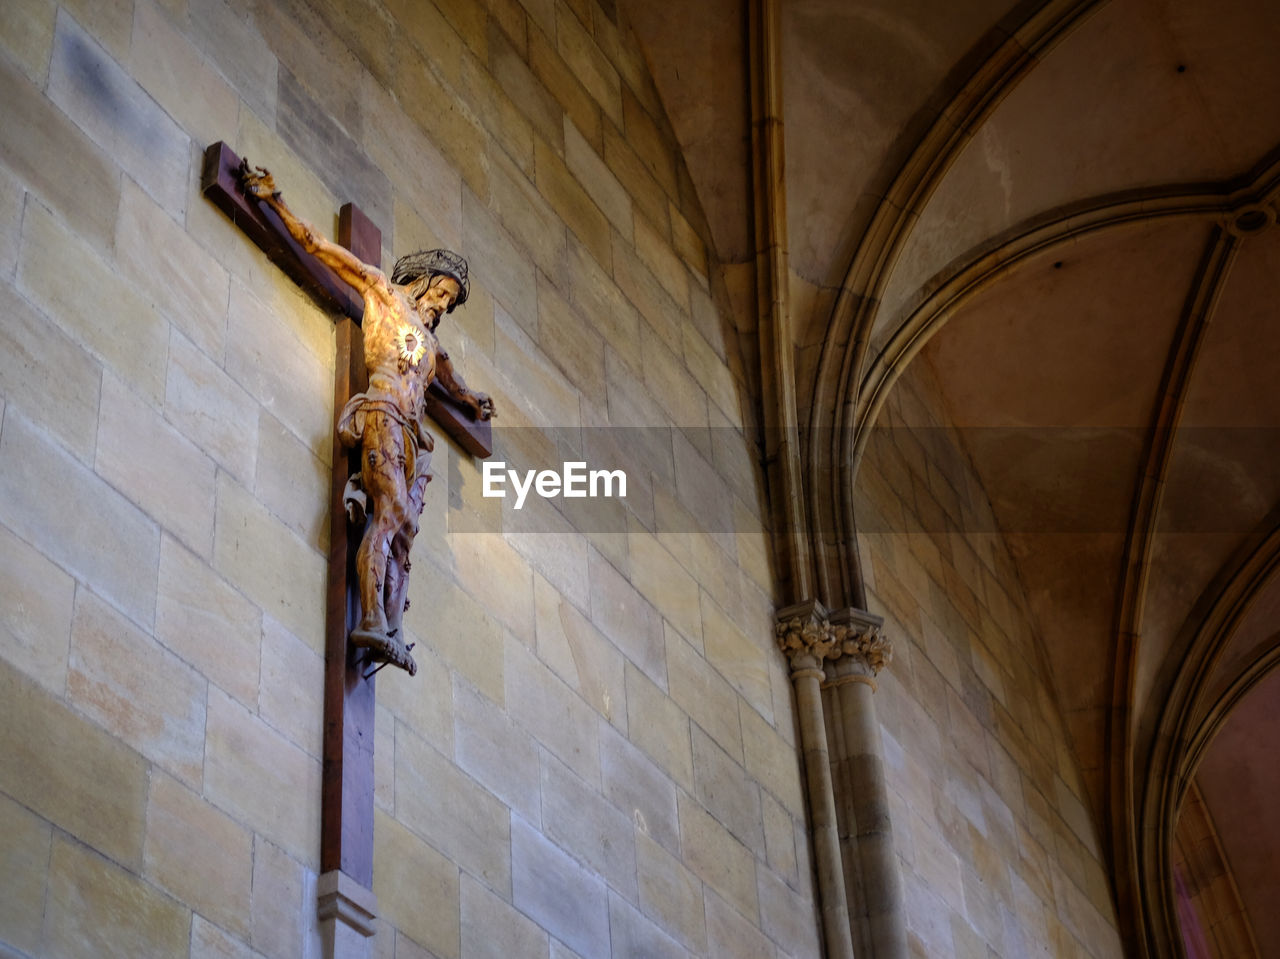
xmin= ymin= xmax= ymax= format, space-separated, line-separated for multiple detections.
xmin=317 ymin=869 xmax=378 ymax=959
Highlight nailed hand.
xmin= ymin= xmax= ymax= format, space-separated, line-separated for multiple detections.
xmin=239 ymin=159 xmax=278 ymax=201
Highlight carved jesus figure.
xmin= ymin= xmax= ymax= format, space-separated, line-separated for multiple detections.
xmin=241 ymin=162 xmax=495 ymax=675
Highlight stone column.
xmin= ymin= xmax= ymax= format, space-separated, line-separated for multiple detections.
xmin=827 ymin=609 xmax=906 ymax=959
xmin=776 ymin=601 xmax=855 ymax=959
xmin=317 ymin=870 xmax=378 ymax=959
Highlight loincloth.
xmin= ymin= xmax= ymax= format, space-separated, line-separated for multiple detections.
xmin=337 ymin=393 xmax=433 ymax=485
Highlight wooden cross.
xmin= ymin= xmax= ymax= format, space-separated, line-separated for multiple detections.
xmin=201 ymin=141 xmax=491 ymax=941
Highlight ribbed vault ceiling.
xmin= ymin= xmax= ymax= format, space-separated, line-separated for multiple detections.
xmin=623 ymin=0 xmax=1280 ymax=954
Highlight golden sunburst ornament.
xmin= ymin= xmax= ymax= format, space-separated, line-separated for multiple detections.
xmin=397 ymin=324 xmax=426 ymax=368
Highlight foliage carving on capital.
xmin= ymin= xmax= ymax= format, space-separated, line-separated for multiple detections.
xmin=832 ymin=622 xmax=893 ymax=675
xmin=775 ymin=614 xmax=836 ymax=664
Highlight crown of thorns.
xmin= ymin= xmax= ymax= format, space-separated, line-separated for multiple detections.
xmin=391 ymin=249 xmax=470 ymax=310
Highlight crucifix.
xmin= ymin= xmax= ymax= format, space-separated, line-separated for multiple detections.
xmin=201 ymin=141 xmax=495 ymax=951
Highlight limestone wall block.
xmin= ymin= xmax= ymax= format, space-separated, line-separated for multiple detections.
xmin=393 ymin=54 xmax=489 ymax=201
xmin=677 ymin=791 xmax=759 ymax=923
xmin=98 ymin=372 xmax=217 ymax=557
xmin=540 ymin=750 xmax=638 ymax=899
xmin=204 ymin=687 xmax=321 ymax=867
xmin=19 ymin=200 xmax=168 ymax=404
xmin=0 ymin=168 xmax=21 ymax=280
xmin=0 ymin=411 xmax=160 ymax=628
xmin=188 ymin=0 xmax=278 ymax=126
xmin=534 ymin=138 xmax=612 ymax=271
xmin=627 ymin=532 xmax=701 ymax=643
xmin=536 ymin=274 xmax=606 ymax=405
xmin=155 ymin=534 xmax=262 ymax=708
xmin=492 ymin=308 xmax=582 ymax=429
xmin=505 ymin=635 xmax=600 ymax=786
xmin=666 ymin=628 xmax=743 ymax=762
xmin=534 ymin=572 xmax=626 ymax=728
xmin=250 ymin=836 xmax=318 ymax=959
xmin=739 ymin=703 xmax=805 ymax=820
xmin=623 ymin=663 xmax=692 ymax=790
xmin=277 ymin=69 xmax=392 ymax=238
xmin=760 ymin=790 xmax=800 ymax=886
xmin=377 ymin=644 xmax=456 ymax=756
xmin=511 ymin=815 xmax=610 ymax=959
xmin=395 ymin=725 xmax=512 ymax=893
xmin=128 ymin=0 xmax=239 ymax=146
xmin=453 ymin=677 xmax=541 ymax=824
xmin=213 ymin=472 xmax=325 ymax=647
xmin=376 ymin=814 xmax=465 ymax=958
xmin=564 ymin=116 xmax=632 ymax=237
xmin=224 ymin=280 xmax=333 ymax=464
xmin=258 ymin=616 xmax=324 ymax=757
xmin=488 ymin=149 xmax=569 ymax=287
xmin=0 ymin=281 xmax=101 ymax=466
xmin=363 ymin=74 xmax=463 ymax=253
xmin=144 ymin=771 xmax=253 ymax=937
xmin=552 ymin=3 xmax=621 ymax=125
xmin=69 ymin=591 xmax=207 ymax=788
xmin=116 ymin=179 xmax=231 ymax=363
xmin=48 ymin=12 xmax=190 ymax=220
xmin=374 ymin=703 xmax=396 ymax=813
xmin=610 ymin=232 xmax=685 ymax=348
xmin=0 ymin=522 xmax=75 ymax=695
xmin=564 ymin=235 xmax=641 ymax=355
xmin=191 ymin=914 xmax=263 ymax=959
xmin=0 ymin=54 xmax=119 ymax=250
xmin=45 ymin=836 xmax=189 ymax=959
xmin=607 ymin=893 xmax=689 ymax=959
xmin=0 ymin=659 xmax=148 ymax=868
xmin=0 ymin=0 xmax=55 ymax=85
xmin=165 ymin=329 xmax=259 ymax=487
xmin=691 ymin=725 xmax=764 ymax=853
xmin=588 ymin=547 xmax=665 ymax=686
xmin=602 ymin=121 xmax=669 ymax=235
xmin=491 ymin=24 xmax=564 ymax=152
xmin=0 ymin=792 xmax=52 ymax=955
xmin=599 ymin=722 xmax=679 ymax=854
xmin=507 ymin=520 xmax=591 ymax=620
xmin=254 ymin=410 xmax=329 ymax=552
xmin=463 ymin=188 xmax=538 ymax=333
xmin=461 ymin=53 xmax=536 ymax=177
xmin=634 ymin=830 xmax=706 ymax=953
xmin=700 ymin=592 xmax=772 ymax=722
xmin=460 ymin=872 xmax=550 ymax=959
xmin=757 ymin=864 xmax=822 ymax=957
xmin=402 ymin=555 xmax=505 ymax=708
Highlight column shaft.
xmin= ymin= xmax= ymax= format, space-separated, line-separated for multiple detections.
xmin=830 ymin=660 xmax=907 ymax=959
xmin=793 ymin=656 xmax=856 ymax=959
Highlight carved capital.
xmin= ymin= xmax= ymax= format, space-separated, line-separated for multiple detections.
xmin=830 ymin=608 xmax=892 ymax=675
xmin=774 ymin=600 xmax=834 ymax=668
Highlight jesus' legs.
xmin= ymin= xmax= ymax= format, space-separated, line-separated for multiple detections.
xmin=351 ymin=414 xmax=410 ymax=646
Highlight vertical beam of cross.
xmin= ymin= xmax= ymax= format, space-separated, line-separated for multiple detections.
xmin=322 ymin=204 xmax=380 ymax=887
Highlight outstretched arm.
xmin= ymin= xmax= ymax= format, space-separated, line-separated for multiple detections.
xmin=435 ymin=349 xmax=496 ymax=420
xmin=240 ymin=161 xmax=389 ymax=299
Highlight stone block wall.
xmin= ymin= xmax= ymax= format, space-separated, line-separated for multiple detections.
xmin=854 ymin=358 xmax=1127 ymax=958
xmin=0 ymin=1 xmax=810 ymax=957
